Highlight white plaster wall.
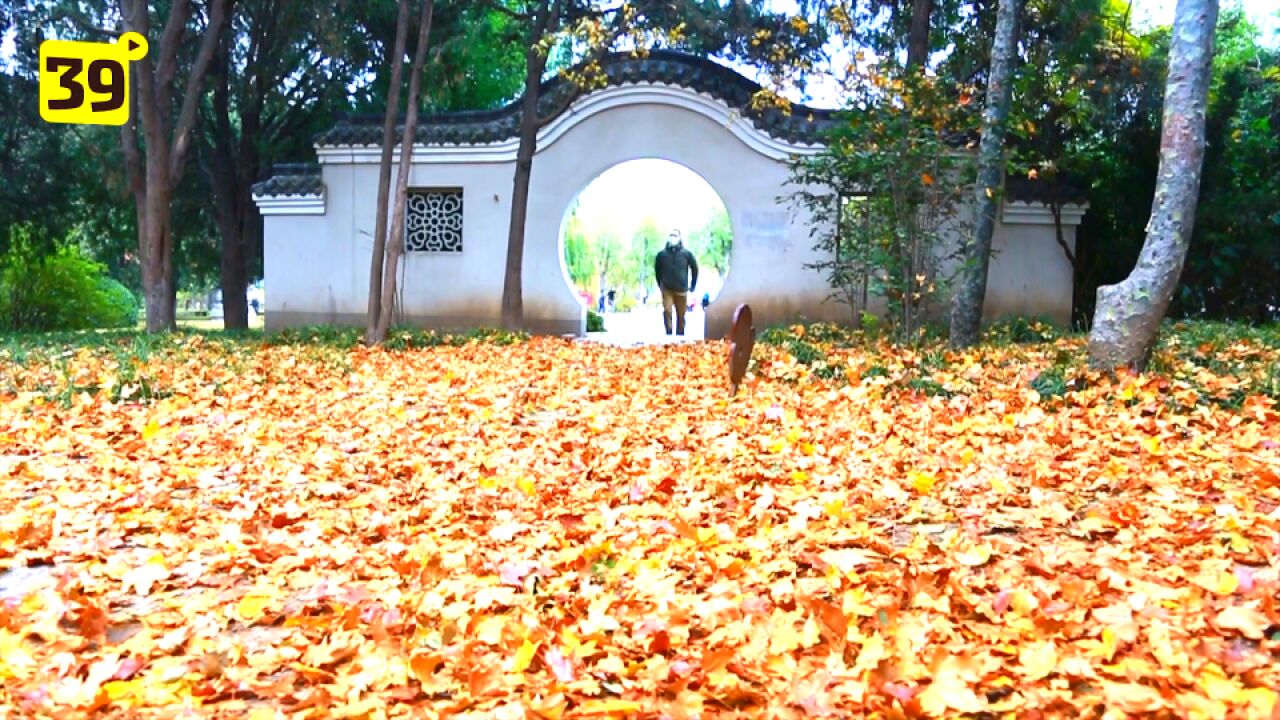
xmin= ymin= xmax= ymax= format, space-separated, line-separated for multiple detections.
xmin=524 ymin=101 xmax=845 ymax=339
xmin=262 ymin=85 xmax=1082 ymax=335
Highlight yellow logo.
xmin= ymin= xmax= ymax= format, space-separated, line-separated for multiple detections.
xmin=39 ymin=32 xmax=148 ymax=126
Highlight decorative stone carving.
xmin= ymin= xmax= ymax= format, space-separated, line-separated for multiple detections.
xmin=406 ymin=190 xmax=463 ymax=253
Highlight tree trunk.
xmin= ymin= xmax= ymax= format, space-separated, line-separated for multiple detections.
xmin=948 ymin=0 xmax=1020 ymax=348
xmin=366 ymin=0 xmax=413 ymax=344
xmin=500 ymin=50 xmax=548 ymax=331
xmin=120 ymin=0 xmax=229 ymax=333
xmin=210 ymin=37 xmax=252 ymax=331
xmin=373 ymin=0 xmax=435 ymax=344
xmin=1089 ymin=0 xmax=1218 ymax=371
xmin=907 ymin=0 xmax=934 ymax=70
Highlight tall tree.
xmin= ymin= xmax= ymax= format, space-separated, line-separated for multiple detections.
xmin=119 ymin=0 xmax=232 ymax=331
xmin=201 ymin=0 xmax=361 ymax=330
xmin=948 ymin=0 xmax=1021 ymax=348
xmin=1089 ymin=0 xmax=1220 ymax=370
xmin=372 ymin=0 xmax=436 ymax=343
xmin=499 ymin=0 xmax=630 ymax=329
xmin=366 ymin=0 xmax=414 ymax=343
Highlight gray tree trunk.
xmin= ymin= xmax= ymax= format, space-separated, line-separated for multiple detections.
xmin=948 ymin=0 xmax=1020 ymax=348
xmin=1089 ymin=0 xmax=1218 ymax=371
xmin=365 ymin=0 xmax=412 ymax=344
xmin=119 ymin=0 xmax=230 ymax=332
xmin=373 ymin=0 xmax=435 ymax=344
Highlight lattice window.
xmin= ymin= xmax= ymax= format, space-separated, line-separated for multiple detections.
xmin=405 ymin=189 xmax=463 ymax=252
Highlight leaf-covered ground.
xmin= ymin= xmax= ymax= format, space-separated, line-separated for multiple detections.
xmin=1 ymin=323 xmax=1278 ymax=719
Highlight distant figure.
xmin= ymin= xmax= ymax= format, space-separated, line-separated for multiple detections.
xmin=654 ymin=230 xmax=699 ymax=336
xmin=728 ymin=303 xmax=755 ymax=396
xmin=701 ymin=292 xmax=710 ymax=312
xmin=598 ymin=293 xmax=606 ymax=313
xmin=606 ymin=289 xmax=616 ymax=312
xmin=250 ymin=298 xmax=261 ymax=315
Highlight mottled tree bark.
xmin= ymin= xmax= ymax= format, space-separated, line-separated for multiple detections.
xmin=948 ymin=0 xmax=1020 ymax=348
xmin=1089 ymin=0 xmax=1218 ymax=371
xmin=373 ymin=0 xmax=435 ymax=344
xmin=366 ymin=0 xmax=412 ymax=344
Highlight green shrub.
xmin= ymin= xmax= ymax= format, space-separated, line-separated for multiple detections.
xmin=985 ymin=316 xmax=1062 ymax=345
xmin=0 ymin=240 xmax=138 ymax=331
xmin=96 ymin=277 xmax=139 ymax=328
xmin=587 ymin=310 xmax=605 ymax=332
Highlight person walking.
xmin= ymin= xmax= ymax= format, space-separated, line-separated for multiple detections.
xmin=654 ymin=230 xmax=699 ymax=336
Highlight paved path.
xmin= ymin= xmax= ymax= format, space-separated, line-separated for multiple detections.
xmin=582 ymin=306 xmax=708 ymax=346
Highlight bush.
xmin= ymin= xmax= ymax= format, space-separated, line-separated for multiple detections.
xmin=587 ymin=310 xmax=605 ymax=332
xmin=0 ymin=240 xmax=138 ymax=331
xmin=97 ymin=277 xmax=139 ymax=328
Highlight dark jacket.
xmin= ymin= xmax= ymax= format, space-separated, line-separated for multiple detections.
xmin=654 ymin=243 xmax=699 ymax=293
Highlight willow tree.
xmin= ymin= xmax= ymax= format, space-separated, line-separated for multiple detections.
xmin=1088 ymin=0 xmax=1219 ymax=370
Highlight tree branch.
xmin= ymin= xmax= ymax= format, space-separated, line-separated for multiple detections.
xmin=170 ymin=0 xmax=233 ymax=183
xmin=51 ymin=8 xmax=119 ymax=39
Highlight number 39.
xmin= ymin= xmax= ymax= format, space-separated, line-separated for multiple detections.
xmin=45 ymin=57 xmax=126 ymax=112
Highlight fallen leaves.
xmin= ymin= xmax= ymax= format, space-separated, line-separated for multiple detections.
xmin=0 ymin=329 xmax=1277 ymax=717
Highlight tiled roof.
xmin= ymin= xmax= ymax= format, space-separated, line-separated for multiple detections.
xmin=251 ymin=164 xmax=322 ymax=198
xmin=314 ymin=50 xmax=840 ymax=148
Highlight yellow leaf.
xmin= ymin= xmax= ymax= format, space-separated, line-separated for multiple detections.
xmin=910 ymin=471 xmax=936 ymax=494
xmin=955 ymin=544 xmax=992 ymax=566
xmin=1078 ymin=516 xmax=1107 ymax=534
xmin=102 ymin=679 xmax=141 ymax=704
xmin=1093 ymin=627 xmax=1119 ymax=662
xmin=1142 ymin=436 xmax=1161 ymax=454
xmin=575 ymin=699 xmax=642 ymax=715
xmin=791 ymin=470 xmax=809 ymax=483
xmin=511 ymin=638 xmax=539 ymax=673
xmin=1019 ymin=641 xmax=1058 ymax=681
xmin=1010 ymin=589 xmax=1038 ymax=615
xmin=1214 ymin=570 xmax=1239 ymax=596
xmin=696 ymin=527 xmax=719 ymax=546
xmin=142 ymin=419 xmax=161 ymax=441
xmin=237 ymin=593 xmax=274 ymax=623
xmin=476 ymin=615 xmax=506 ymax=645
xmin=516 ymin=476 xmax=536 ymax=496
xmin=918 ymin=673 xmax=984 ymax=716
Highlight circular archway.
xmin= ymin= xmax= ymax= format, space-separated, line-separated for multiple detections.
xmin=558 ymin=158 xmax=732 ymax=342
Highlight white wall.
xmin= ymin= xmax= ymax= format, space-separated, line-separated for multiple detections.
xmin=260 ymin=84 xmax=1083 ymax=336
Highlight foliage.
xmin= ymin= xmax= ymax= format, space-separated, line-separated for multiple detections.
xmin=1 ymin=321 xmax=1278 ymax=714
xmin=790 ymin=67 xmax=974 ymax=338
xmin=0 ymin=234 xmax=138 ymax=332
xmin=562 ymin=207 xmax=596 ymax=292
xmin=586 ymin=309 xmax=605 ymax=332
xmin=686 ymin=208 xmax=732 ymax=275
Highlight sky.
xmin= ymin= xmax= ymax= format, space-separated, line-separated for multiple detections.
xmin=570 ymin=159 xmax=726 ymax=246
xmin=567 ymin=0 xmax=1280 ymax=250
